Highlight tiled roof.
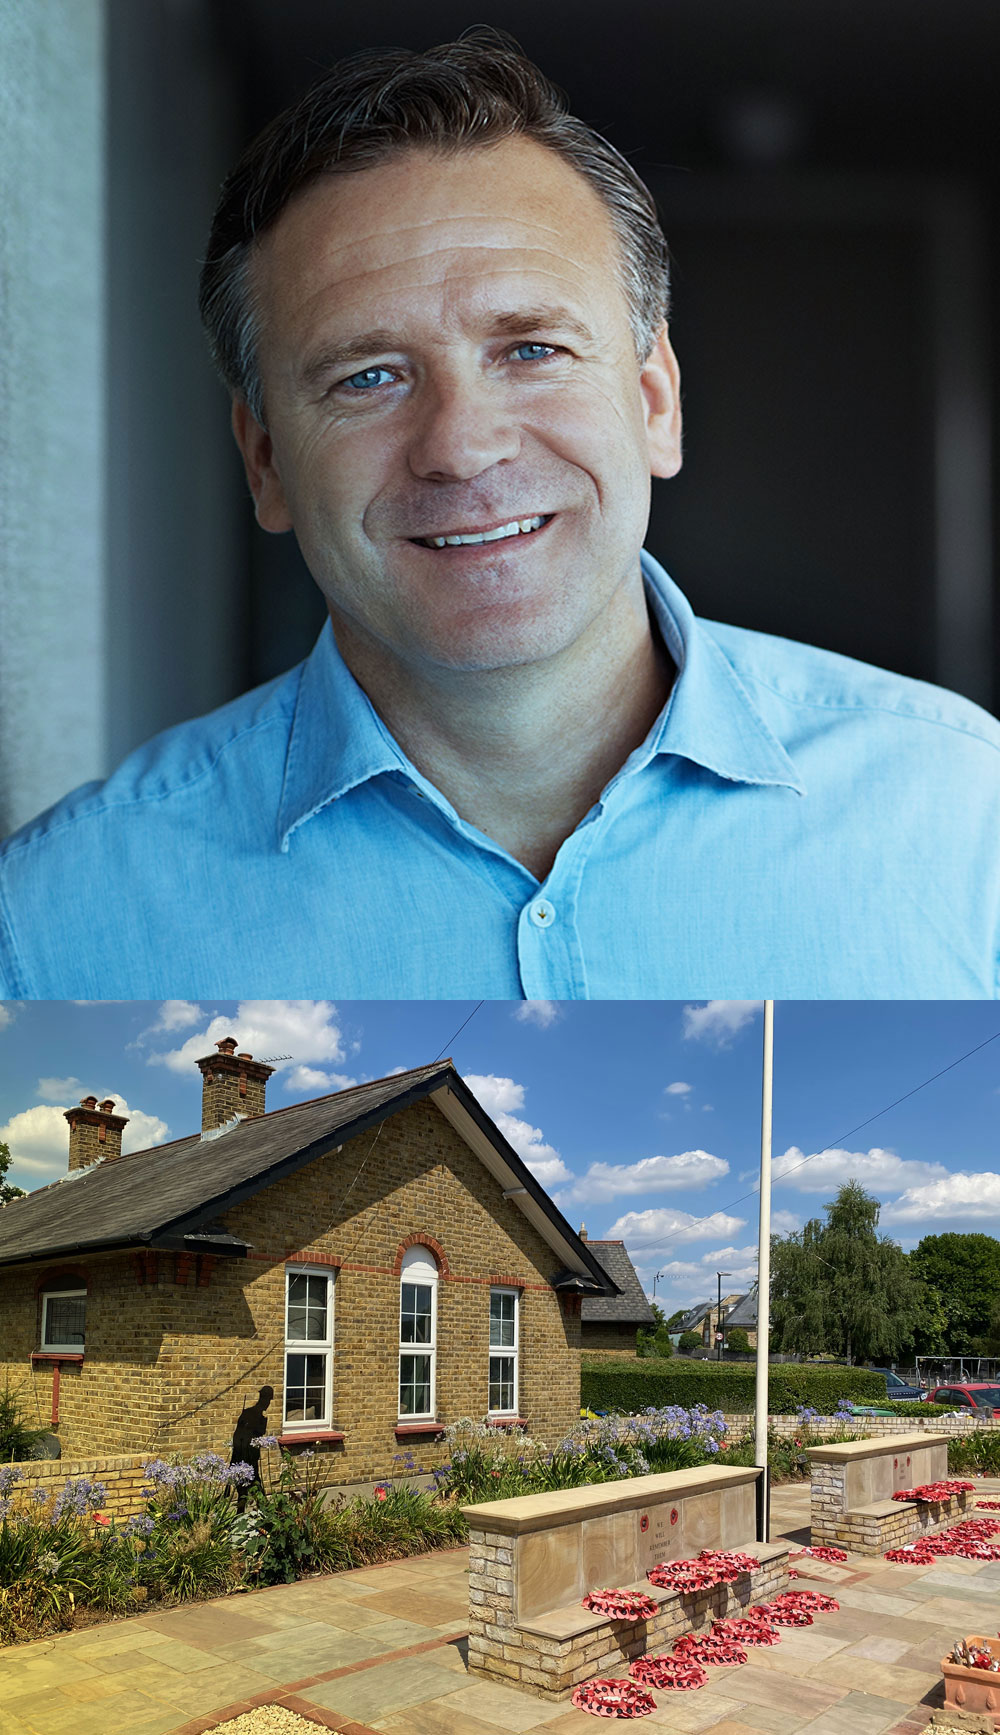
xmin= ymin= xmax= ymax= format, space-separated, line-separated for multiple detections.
xmin=0 ymin=1061 xmax=614 ymax=1297
xmin=581 ymin=1241 xmax=655 ymax=1325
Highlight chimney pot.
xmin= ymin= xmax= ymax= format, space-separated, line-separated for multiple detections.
xmin=80 ymin=1095 xmax=97 ymax=1110
xmin=99 ymin=1098 xmax=116 ymax=1113
xmin=216 ymin=1037 xmax=238 ymax=1056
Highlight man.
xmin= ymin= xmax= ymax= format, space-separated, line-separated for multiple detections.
xmin=1 ymin=32 xmax=998 ymax=997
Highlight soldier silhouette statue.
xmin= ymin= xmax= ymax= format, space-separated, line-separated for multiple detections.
xmin=230 ymin=1383 xmax=274 ymax=1510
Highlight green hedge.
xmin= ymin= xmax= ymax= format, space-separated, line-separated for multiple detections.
xmin=581 ymin=1358 xmax=887 ymax=1415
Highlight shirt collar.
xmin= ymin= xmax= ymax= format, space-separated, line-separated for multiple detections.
xmin=641 ymin=550 xmax=805 ymax=794
xmin=277 ymin=619 xmax=412 ymax=849
xmin=277 ymin=556 xmax=805 ymax=846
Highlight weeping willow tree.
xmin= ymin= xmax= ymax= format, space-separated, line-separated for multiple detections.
xmin=770 ymin=1181 xmax=920 ymax=1365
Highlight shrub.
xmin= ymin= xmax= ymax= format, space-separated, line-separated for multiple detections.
xmin=436 ymin=1406 xmax=727 ymax=1504
xmin=726 ymin=1328 xmax=750 ymax=1354
xmin=581 ymin=1357 xmax=887 ymax=1415
xmin=677 ymin=1331 xmax=703 ymax=1354
xmin=0 ymin=1383 xmax=49 ymax=1462
xmin=948 ymin=1431 xmax=1000 ymax=1476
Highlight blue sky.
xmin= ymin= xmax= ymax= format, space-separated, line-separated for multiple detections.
xmin=1 ymin=999 xmax=998 ymax=1315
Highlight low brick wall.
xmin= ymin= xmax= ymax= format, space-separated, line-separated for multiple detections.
xmin=724 ymin=1411 xmax=993 ymax=1438
xmin=462 ymin=1466 xmax=786 ymax=1700
xmin=4 ymin=1455 xmax=151 ymax=1519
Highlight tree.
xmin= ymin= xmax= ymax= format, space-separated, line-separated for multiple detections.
xmin=677 ymin=1330 xmax=702 ymax=1354
xmin=665 ymin=1309 xmax=686 ymax=1330
xmin=770 ymin=1181 xmax=921 ymax=1365
xmin=726 ymin=1326 xmax=750 ymax=1354
xmin=908 ymin=1234 xmax=1000 ymax=1353
xmin=0 ymin=1141 xmax=25 ymax=1204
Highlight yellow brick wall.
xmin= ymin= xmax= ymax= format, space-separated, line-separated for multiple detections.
xmin=0 ymin=1097 xmax=582 ymax=1484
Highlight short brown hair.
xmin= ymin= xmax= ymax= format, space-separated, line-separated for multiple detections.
xmin=198 ymin=28 xmax=670 ymax=424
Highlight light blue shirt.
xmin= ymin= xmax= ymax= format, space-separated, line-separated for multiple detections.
xmin=1 ymin=553 xmax=999 ymax=997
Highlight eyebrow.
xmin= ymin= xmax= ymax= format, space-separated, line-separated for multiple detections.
xmin=297 ymin=306 xmax=597 ymax=394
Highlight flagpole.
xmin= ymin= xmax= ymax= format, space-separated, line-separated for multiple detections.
xmin=754 ymin=1000 xmax=774 ymax=1541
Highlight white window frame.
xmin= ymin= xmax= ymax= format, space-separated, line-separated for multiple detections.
xmin=488 ymin=1287 xmax=519 ymax=1416
xmin=283 ymin=1264 xmax=334 ymax=1433
xmin=399 ymin=1247 xmax=438 ymax=1420
xmin=40 ymin=1287 xmax=86 ymax=1353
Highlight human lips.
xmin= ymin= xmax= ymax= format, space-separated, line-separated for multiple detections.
xmin=412 ymin=514 xmax=550 ymax=549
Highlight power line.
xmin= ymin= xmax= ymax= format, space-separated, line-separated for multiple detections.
xmin=432 ymin=1001 xmax=484 ymax=1062
xmin=647 ymin=1023 xmax=1000 ymax=1260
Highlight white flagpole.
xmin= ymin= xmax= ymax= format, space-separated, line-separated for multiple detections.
xmin=754 ymin=1001 xmax=774 ymax=1540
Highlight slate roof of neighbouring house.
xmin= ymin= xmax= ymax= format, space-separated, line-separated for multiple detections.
xmin=725 ymin=1287 xmax=757 ymax=1329
xmin=675 ymin=1300 xmax=713 ymax=1332
xmin=580 ymin=1241 xmax=656 ymax=1326
xmin=0 ymin=1060 xmax=616 ymax=1297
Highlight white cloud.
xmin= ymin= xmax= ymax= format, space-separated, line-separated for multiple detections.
xmin=0 ymin=1004 xmax=13 ymax=1030
xmin=768 ymin=1144 xmax=948 ymax=1193
xmin=882 ymin=1172 xmax=1000 ymax=1226
xmin=683 ymin=1002 xmax=762 ymax=1046
xmin=153 ymin=1000 xmax=205 ymax=1032
xmin=513 ymin=1002 xmax=561 ymax=1029
xmin=147 ymin=1001 xmax=347 ymax=1078
xmin=665 ymin=1081 xmax=692 ymax=1096
xmin=37 ymin=1076 xmax=82 ymax=1102
xmin=559 ymin=1149 xmax=728 ymax=1205
xmin=604 ymin=1206 xmax=747 ymax=1251
xmin=770 ymin=1209 xmax=804 ymax=1235
xmin=0 ymin=1097 xmax=170 ymax=1179
xmin=463 ymin=1073 xmax=572 ymax=1187
xmin=284 ymin=1065 xmax=356 ymax=1095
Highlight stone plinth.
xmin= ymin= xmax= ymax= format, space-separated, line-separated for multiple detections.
xmin=462 ymin=1466 xmax=786 ymax=1700
xmin=806 ymin=1432 xmax=970 ymax=1553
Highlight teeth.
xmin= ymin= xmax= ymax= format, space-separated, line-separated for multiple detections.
xmin=425 ymin=515 xmax=544 ymax=548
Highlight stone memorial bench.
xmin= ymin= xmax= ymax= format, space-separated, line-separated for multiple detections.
xmin=462 ymin=1465 xmax=788 ymax=1701
xmin=807 ymin=1432 xmax=971 ymax=1554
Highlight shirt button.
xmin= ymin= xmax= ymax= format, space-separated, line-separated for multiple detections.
xmin=529 ymin=899 xmax=556 ymax=928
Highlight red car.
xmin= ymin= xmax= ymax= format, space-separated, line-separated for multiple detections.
xmin=925 ymin=1382 xmax=1000 ymax=1416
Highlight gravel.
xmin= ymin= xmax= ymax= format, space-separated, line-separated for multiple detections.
xmin=204 ymin=1707 xmax=326 ymax=1733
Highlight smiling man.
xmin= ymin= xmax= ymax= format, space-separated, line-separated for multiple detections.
xmin=1 ymin=31 xmax=999 ymax=996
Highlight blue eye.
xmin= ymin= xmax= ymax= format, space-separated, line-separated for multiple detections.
xmin=512 ymin=343 xmax=556 ymax=362
xmin=343 ymin=366 xmax=395 ymax=390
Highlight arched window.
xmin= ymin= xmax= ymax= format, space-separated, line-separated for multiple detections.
xmin=399 ymin=1246 xmax=437 ymax=1419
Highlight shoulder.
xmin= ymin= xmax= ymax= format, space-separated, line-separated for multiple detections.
xmin=701 ymin=618 xmax=1000 ymax=755
xmin=0 ymin=664 xmax=303 ymax=853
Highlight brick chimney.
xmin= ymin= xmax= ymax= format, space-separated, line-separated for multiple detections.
xmin=579 ymin=1223 xmax=588 ymax=1241
xmin=196 ymin=1038 xmax=274 ymax=1131
xmin=64 ymin=1096 xmax=129 ymax=1170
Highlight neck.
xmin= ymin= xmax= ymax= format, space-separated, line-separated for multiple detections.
xmin=331 ymin=591 xmax=673 ymax=880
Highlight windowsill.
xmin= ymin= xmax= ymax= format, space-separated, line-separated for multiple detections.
xmin=394 ymin=1420 xmax=446 ymax=1438
xmin=276 ymin=1430 xmax=345 ymax=1445
xmin=487 ymin=1415 xmax=527 ymax=1429
xmin=31 ymin=1351 xmax=84 ymax=1364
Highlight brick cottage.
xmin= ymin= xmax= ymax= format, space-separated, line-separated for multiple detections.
xmin=0 ymin=1044 xmax=618 ymax=1484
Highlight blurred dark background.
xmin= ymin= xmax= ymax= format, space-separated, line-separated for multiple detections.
xmin=2 ymin=0 xmax=997 ymax=834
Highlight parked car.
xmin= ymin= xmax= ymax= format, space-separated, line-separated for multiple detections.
xmin=869 ymin=1368 xmax=924 ymax=1401
xmin=924 ymin=1382 xmax=1000 ymax=1416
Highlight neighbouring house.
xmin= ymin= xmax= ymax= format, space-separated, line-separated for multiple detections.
xmin=672 ymin=1300 xmax=713 ymax=1344
xmin=0 ymin=1044 xmax=617 ymax=1484
xmin=673 ymin=1294 xmax=744 ymax=1349
xmin=578 ymin=1231 xmax=655 ymax=1352
xmin=723 ymin=1286 xmax=758 ymax=1349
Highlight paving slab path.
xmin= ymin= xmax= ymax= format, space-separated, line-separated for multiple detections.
xmin=1 ymin=1480 xmax=998 ymax=1735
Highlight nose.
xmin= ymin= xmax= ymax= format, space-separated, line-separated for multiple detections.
xmin=407 ymin=372 xmax=521 ymax=482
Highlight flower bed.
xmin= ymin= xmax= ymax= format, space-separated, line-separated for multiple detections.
xmin=0 ymin=1445 xmax=465 ymax=1647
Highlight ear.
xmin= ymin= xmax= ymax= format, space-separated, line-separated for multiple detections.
xmin=640 ymin=324 xmax=683 ymax=479
xmin=230 ymin=397 xmax=294 ymax=532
